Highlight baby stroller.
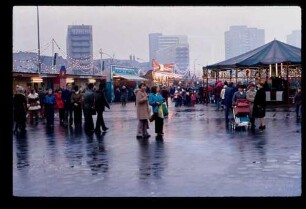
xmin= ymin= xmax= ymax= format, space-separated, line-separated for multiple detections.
xmin=231 ymin=99 xmax=251 ymax=130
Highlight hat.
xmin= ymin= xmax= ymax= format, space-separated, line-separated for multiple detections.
xmin=248 ymin=83 xmax=255 ymax=88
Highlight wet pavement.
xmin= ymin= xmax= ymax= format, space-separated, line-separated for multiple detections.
xmin=13 ymin=101 xmax=301 ymax=197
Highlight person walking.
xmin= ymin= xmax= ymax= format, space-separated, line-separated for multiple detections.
xmin=44 ymin=88 xmax=56 ymax=127
xmin=294 ymin=87 xmax=302 ymax=118
xmin=120 ymin=85 xmax=128 ymax=107
xmin=71 ymin=85 xmax=83 ymax=128
xmin=54 ymin=89 xmax=65 ymax=126
xmin=220 ymin=84 xmax=227 ymax=110
xmin=83 ymin=83 xmax=95 ymax=133
xmin=253 ymin=82 xmax=266 ymax=131
xmin=27 ymin=88 xmax=41 ymax=125
xmin=246 ymin=83 xmax=257 ymax=131
xmin=94 ymin=83 xmax=110 ymax=134
xmin=149 ymin=86 xmax=165 ymax=137
xmin=224 ymin=82 xmax=235 ymax=122
xmin=136 ymin=83 xmax=151 ymax=138
xmin=62 ymin=83 xmax=73 ymax=127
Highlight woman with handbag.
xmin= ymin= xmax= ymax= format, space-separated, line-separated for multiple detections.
xmin=149 ymin=86 xmax=165 ymax=137
xmin=136 ymin=83 xmax=151 ymax=138
xmin=253 ymin=82 xmax=266 ymax=131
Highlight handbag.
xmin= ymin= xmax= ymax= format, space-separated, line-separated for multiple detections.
xmin=162 ymin=103 xmax=168 ymax=116
xmin=149 ymin=114 xmax=155 ymax=122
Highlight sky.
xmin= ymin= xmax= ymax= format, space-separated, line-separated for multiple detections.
xmin=13 ymin=6 xmax=301 ymax=75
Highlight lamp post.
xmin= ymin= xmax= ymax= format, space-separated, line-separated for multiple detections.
xmin=193 ymin=58 xmax=198 ymax=79
xmin=36 ymin=6 xmax=41 ymax=74
xmin=100 ymin=49 xmax=115 ymax=103
xmin=99 ymin=48 xmax=103 ymax=73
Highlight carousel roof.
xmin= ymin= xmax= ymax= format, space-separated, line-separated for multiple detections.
xmin=207 ymin=39 xmax=301 ymax=69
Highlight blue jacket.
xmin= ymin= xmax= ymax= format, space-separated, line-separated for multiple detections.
xmin=44 ymin=94 xmax=56 ymax=105
xmin=148 ymin=93 xmax=165 ymax=113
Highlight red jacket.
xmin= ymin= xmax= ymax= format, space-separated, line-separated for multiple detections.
xmin=55 ymin=93 xmax=64 ymax=109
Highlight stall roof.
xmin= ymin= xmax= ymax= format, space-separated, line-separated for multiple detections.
xmin=206 ymin=40 xmax=301 ymax=69
xmin=116 ymin=74 xmax=148 ymax=81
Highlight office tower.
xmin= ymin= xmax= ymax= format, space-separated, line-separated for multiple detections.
xmin=225 ymin=25 xmax=265 ymax=59
xmin=66 ymin=25 xmax=93 ymax=74
xmin=149 ymin=33 xmax=189 ymax=72
xmin=287 ymin=30 xmax=301 ymax=48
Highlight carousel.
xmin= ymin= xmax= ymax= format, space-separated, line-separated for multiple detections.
xmin=204 ymin=39 xmax=301 ymax=105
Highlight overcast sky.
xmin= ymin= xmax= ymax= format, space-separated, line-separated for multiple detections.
xmin=13 ymin=6 xmax=301 ymax=73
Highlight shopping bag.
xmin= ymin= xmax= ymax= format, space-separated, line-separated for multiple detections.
xmin=158 ymin=105 xmax=164 ymax=118
xmin=162 ymin=103 xmax=168 ymax=116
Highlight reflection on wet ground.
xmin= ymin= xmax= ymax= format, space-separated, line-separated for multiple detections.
xmin=13 ymin=102 xmax=301 ymax=197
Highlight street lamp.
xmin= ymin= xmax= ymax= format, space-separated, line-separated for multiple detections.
xmin=36 ymin=6 xmax=41 ymax=74
xmin=193 ymin=58 xmax=198 ymax=78
xmin=202 ymin=66 xmax=209 ymax=104
xmin=99 ymin=48 xmax=103 ymax=73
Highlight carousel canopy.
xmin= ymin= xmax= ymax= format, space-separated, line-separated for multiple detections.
xmin=206 ymin=40 xmax=301 ymax=69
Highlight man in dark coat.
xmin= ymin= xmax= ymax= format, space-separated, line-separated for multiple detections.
xmin=94 ymin=83 xmax=110 ymax=134
xmin=13 ymin=85 xmax=27 ymax=134
xmin=62 ymin=83 xmax=73 ymax=127
xmin=83 ymin=83 xmax=95 ymax=133
xmin=294 ymin=87 xmax=302 ymax=118
xmin=253 ymin=82 xmax=266 ymax=130
xmin=224 ymin=82 xmax=235 ymax=122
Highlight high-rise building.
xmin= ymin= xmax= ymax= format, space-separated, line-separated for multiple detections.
xmin=225 ymin=25 xmax=265 ymax=59
xmin=149 ymin=33 xmax=189 ymax=72
xmin=149 ymin=33 xmax=162 ymax=62
xmin=287 ymin=30 xmax=301 ymax=48
xmin=156 ymin=44 xmax=189 ymax=72
xmin=66 ymin=25 xmax=93 ymax=74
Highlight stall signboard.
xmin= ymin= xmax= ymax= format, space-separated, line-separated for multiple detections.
xmin=111 ymin=66 xmax=139 ymax=77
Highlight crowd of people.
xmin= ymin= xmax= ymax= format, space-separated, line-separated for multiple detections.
xmin=13 ymin=80 xmax=302 ymax=137
xmin=13 ymin=82 xmax=110 ymax=135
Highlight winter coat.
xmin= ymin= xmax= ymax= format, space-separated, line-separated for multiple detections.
xmin=44 ymin=94 xmax=56 ymax=105
xmin=148 ymin=92 xmax=165 ymax=114
xmin=27 ymin=93 xmax=41 ymax=111
xmin=136 ymin=90 xmax=150 ymax=120
xmin=13 ymin=93 xmax=27 ymax=122
xmin=94 ymin=89 xmax=110 ymax=112
xmin=71 ymin=91 xmax=83 ymax=109
xmin=294 ymin=91 xmax=302 ymax=105
xmin=232 ymin=91 xmax=246 ymax=105
xmin=246 ymin=89 xmax=257 ymax=117
xmin=224 ymin=86 xmax=235 ymax=106
xmin=83 ymin=89 xmax=95 ymax=110
xmin=253 ymin=88 xmax=266 ymax=118
xmin=55 ymin=92 xmax=64 ymax=109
